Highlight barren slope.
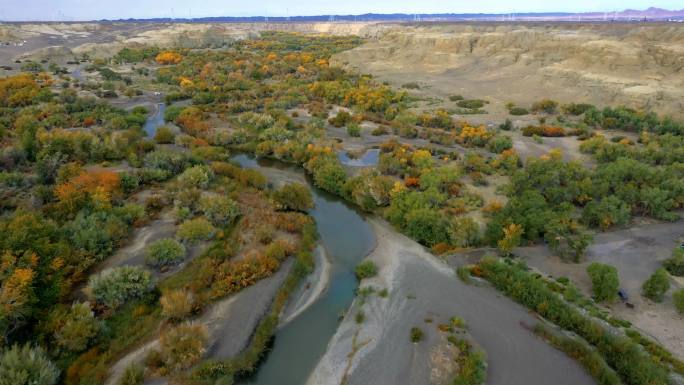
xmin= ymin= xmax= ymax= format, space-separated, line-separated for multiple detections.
xmin=332 ymin=23 xmax=684 ymax=118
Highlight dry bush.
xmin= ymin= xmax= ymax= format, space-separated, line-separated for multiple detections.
xmin=150 ymin=323 xmax=208 ymax=375
xmin=160 ymin=289 xmax=195 ymax=321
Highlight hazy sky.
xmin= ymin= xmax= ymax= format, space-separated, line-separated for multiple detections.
xmin=1 ymin=0 xmax=682 ymax=21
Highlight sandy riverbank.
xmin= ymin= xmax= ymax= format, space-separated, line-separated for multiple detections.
xmin=105 ymin=258 xmax=294 ymax=385
xmin=307 ymin=218 xmax=595 ymax=385
xmin=280 ymin=245 xmax=332 ymax=326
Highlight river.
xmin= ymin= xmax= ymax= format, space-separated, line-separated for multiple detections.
xmin=143 ymin=103 xmax=166 ymax=137
xmin=141 ymin=105 xmax=377 ymax=384
xmin=231 ymin=154 xmax=376 ymax=385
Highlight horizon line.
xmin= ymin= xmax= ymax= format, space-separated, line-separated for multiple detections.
xmin=2 ymin=7 xmax=684 ymax=23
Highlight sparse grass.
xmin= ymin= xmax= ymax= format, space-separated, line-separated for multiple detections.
xmin=456 ymin=266 xmax=472 ymax=283
xmin=355 ymin=310 xmax=366 ymax=324
xmin=410 ymin=327 xmax=424 ymax=343
xmin=355 ymin=260 xmax=378 ymax=280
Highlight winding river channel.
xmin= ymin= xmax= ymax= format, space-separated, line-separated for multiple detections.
xmin=139 ymin=108 xmax=594 ymax=385
xmin=231 ymin=154 xmax=375 ymax=385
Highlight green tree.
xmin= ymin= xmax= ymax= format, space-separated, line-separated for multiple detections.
xmin=145 ymin=238 xmax=186 ymax=267
xmin=586 ymin=263 xmax=619 ymax=302
xmin=272 ymin=183 xmax=314 ymax=212
xmin=448 ymin=216 xmax=480 ymax=248
xmin=581 ymin=196 xmax=630 ymax=230
xmin=404 ymin=208 xmax=450 ymax=247
xmin=49 ymin=302 xmax=101 ymax=353
xmin=307 ymin=156 xmax=346 ymax=195
xmin=0 ymin=344 xmax=59 ymax=385
xmin=544 ymin=218 xmax=593 ymax=262
xmin=642 ymin=268 xmax=670 ymax=302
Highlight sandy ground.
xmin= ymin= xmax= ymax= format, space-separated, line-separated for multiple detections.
xmin=106 ymin=258 xmax=295 ymax=385
xmin=204 ymin=258 xmax=294 ymax=359
xmin=518 ymin=219 xmax=684 ymax=359
xmin=280 ymin=245 xmax=331 ymax=326
xmin=308 ymin=218 xmax=594 ymax=385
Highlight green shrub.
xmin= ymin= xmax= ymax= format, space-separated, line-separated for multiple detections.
xmin=449 ymin=95 xmax=464 ymax=101
xmin=88 ymin=266 xmax=153 ymax=309
xmin=177 ymin=218 xmax=215 ymax=244
xmin=355 ymin=260 xmax=378 ymax=280
xmin=486 ymin=135 xmax=513 ymax=154
xmin=522 ymin=125 xmax=543 ymax=136
xmin=401 ymin=82 xmax=420 ymax=89
xmin=479 ymin=257 xmax=670 ymax=385
xmin=534 ymin=323 xmax=621 ymax=385
xmin=145 ymin=238 xmax=186 ymax=267
xmin=199 ymin=195 xmax=240 ymax=226
xmin=347 ymin=123 xmax=361 ymax=137
xmin=562 ymin=103 xmax=595 ymax=116
xmin=498 ymin=119 xmax=513 ymax=130
xmin=586 ymin=262 xmax=619 ymax=302
xmin=642 ymin=268 xmax=670 ymax=302
xmin=410 ymin=327 xmax=424 ymax=343
xmin=509 ymin=107 xmax=529 ymax=116
xmin=531 ymin=99 xmax=559 ymax=114
xmin=457 ymin=99 xmax=486 ymax=109
xmin=452 ymin=347 xmax=487 ymax=385
xmin=118 ymin=363 xmax=144 ymax=385
xmin=663 ymin=248 xmax=684 ymax=276
xmin=674 ymin=289 xmax=684 ymax=314
xmin=355 ymin=310 xmax=366 ymax=324
xmin=164 ymin=105 xmax=185 ymax=122
xmin=329 ymin=110 xmax=352 ymax=127
xmin=154 ymin=126 xmax=175 ymax=144
xmin=177 ymin=165 xmax=213 ymax=189
xmin=272 ymin=183 xmax=313 ymax=212
xmin=0 ymin=344 xmax=59 ymax=385
xmin=456 ymin=266 xmax=472 ymax=283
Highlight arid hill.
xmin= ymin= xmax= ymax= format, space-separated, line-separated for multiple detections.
xmin=332 ymin=23 xmax=684 ymax=118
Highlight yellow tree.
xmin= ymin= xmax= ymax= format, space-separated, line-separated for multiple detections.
xmin=497 ymin=224 xmax=524 ymax=255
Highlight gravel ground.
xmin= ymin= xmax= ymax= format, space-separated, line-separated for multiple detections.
xmin=518 ymin=218 xmax=684 ymax=359
xmin=308 ymin=219 xmax=595 ymax=385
